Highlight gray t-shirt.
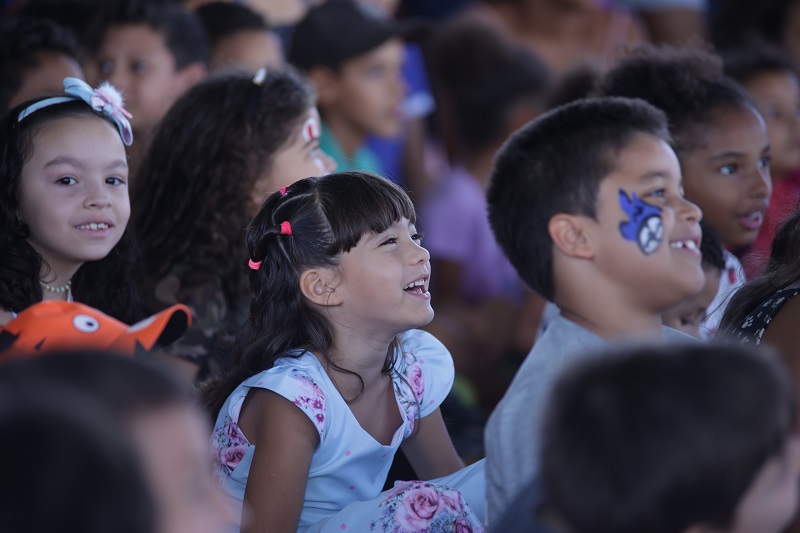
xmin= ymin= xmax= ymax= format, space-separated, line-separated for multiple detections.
xmin=484 ymin=314 xmax=692 ymax=523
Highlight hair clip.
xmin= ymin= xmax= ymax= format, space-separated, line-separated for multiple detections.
xmin=17 ymin=77 xmax=134 ymax=146
xmin=248 ymin=258 xmax=262 ymax=271
xmin=279 ymin=186 xmax=288 ymax=196
xmin=253 ymin=67 xmax=267 ymax=86
xmin=280 ymin=221 xmax=292 ymax=235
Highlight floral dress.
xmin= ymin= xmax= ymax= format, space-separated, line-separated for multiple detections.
xmin=726 ymin=287 xmax=800 ymax=345
xmin=211 ymin=329 xmax=486 ymax=533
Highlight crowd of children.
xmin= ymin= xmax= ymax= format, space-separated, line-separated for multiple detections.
xmin=5 ymin=0 xmax=800 ymax=532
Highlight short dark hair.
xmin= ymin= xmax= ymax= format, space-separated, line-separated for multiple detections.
xmin=100 ymin=0 xmax=209 ymax=68
xmin=541 ymin=343 xmax=796 ymax=533
xmin=429 ymin=13 xmax=551 ymax=153
xmin=487 ymin=96 xmax=670 ymax=301
xmin=723 ymin=40 xmax=798 ymax=86
xmin=596 ymin=45 xmax=754 ymax=153
xmin=0 ymin=17 xmax=79 ymax=112
xmin=195 ymin=1 xmax=270 ymax=46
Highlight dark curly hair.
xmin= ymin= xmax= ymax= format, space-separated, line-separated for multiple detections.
xmin=711 ymin=0 xmax=800 ymax=55
xmin=596 ymin=45 xmax=754 ymax=154
xmin=202 ymin=172 xmax=416 ymax=417
xmin=133 ymin=69 xmax=315 ymax=309
xmin=0 ymin=97 xmax=141 ymax=323
xmin=0 ymin=16 xmax=80 ymax=113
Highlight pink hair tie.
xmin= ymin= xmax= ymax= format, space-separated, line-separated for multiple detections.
xmin=248 ymin=258 xmax=262 ymax=271
xmin=279 ymin=186 xmax=288 ymax=196
xmin=280 ymin=221 xmax=292 ymax=235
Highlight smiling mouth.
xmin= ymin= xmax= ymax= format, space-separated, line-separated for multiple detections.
xmin=403 ymin=279 xmax=428 ymax=295
xmin=737 ymin=212 xmax=764 ymax=231
xmin=76 ymin=223 xmax=111 ymax=230
xmin=669 ymin=239 xmax=698 ymax=251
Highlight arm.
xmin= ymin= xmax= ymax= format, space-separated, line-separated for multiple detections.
xmin=239 ymin=388 xmax=319 ymax=533
xmin=400 ymin=407 xmax=464 ymax=481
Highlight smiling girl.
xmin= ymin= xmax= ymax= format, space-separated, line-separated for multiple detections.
xmin=203 ymin=172 xmax=485 ymax=532
xmin=0 ymin=77 xmax=139 ymax=326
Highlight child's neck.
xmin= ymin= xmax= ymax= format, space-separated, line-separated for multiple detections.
xmin=38 ymin=262 xmax=80 ymax=302
xmin=557 ymin=288 xmax=664 ymax=342
xmin=321 ymin=328 xmax=395 ymax=399
xmin=323 ymin=112 xmax=367 ymax=159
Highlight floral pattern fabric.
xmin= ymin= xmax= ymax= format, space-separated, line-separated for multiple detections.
xmin=725 ymin=287 xmax=800 ymax=345
xmin=210 ymin=329 xmax=486 ymax=532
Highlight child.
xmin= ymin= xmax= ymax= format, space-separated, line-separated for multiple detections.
xmin=0 ymin=351 xmax=233 ymax=533
xmin=0 ymin=77 xmax=140 ymax=326
xmin=87 ymin=0 xmax=208 ymax=171
xmin=134 ymin=69 xmax=335 ymax=381
xmin=537 ymin=343 xmax=800 ymax=533
xmin=422 ymin=11 xmax=551 ymax=408
xmin=597 ymin=46 xmax=772 ymax=337
xmin=287 ymin=0 xmax=407 ymax=176
xmin=662 ymin=220 xmax=726 ymax=339
xmin=203 ymin=171 xmax=485 ymax=532
xmin=195 ymin=1 xmax=284 ymax=73
xmin=484 ymin=96 xmax=705 ymax=521
xmin=0 ymin=16 xmax=83 ymax=112
xmin=724 ymin=44 xmax=800 ymax=278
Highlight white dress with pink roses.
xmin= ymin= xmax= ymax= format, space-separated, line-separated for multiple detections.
xmin=211 ymin=329 xmax=486 ymax=533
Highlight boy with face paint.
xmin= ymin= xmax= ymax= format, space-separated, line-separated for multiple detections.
xmin=483 ymin=96 xmax=706 ymax=523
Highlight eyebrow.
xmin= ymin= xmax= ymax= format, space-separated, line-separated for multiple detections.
xmin=637 ymin=170 xmax=671 ymax=182
xmin=44 ymin=156 xmax=128 ymax=171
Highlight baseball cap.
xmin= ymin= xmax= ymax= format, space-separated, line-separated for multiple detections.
xmin=289 ymin=0 xmax=425 ymax=70
xmin=0 ymin=301 xmax=191 ymax=359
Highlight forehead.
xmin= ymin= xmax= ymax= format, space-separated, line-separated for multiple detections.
xmin=601 ymin=132 xmax=681 ymax=189
xmin=103 ymin=24 xmax=171 ymax=57
xmin=695 ymin=105 xmax=769 ymax=154
xmin=27 ymin=115 xmax=125 ymax=160
xmin=745 ymin=70 xmax=800 ymax=100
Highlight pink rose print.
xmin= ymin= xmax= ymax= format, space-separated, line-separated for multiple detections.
xmin=455 ymin=520 xmax=474 ymax=533
xmin=221 ymin=445 xmax=247 ymax=469
xmin=396 ymin=486 xmax=441 ymax=531
xmin=407 ymin=363 xmax=424 ymax=399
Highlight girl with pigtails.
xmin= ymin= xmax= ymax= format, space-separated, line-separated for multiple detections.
xmin=204 ymin=172 xmax=485 ymax=532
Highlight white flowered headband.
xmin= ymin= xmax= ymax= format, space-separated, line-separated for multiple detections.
xmin=17 ymin=77 xmax=134 ymax=146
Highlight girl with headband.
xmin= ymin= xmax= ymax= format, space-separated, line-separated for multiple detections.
xmin=0 ymin=77 xmax=140 ymax=326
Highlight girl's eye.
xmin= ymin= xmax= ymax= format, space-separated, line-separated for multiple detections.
xmin=131 ymin=61 xmax=147 ymax=74
xmin=411 ymin=232 xmax=424 ymax=243
xmin=56 ymin=177 xmax=77 ymax=185
xmin=106 ymin=177 xmax=126 ymax=186
xmin=98 ymin=60 xmax=113 ymax=76
xmin=758 ymin=155 xmax=771 ymax=170
xmin=380 ymin=237 xmax=397 ymax=246
xmin=719 ymin=164 xmax=738 ymax=176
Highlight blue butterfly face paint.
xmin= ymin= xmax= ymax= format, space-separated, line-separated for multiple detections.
xmin=619 ymin=189 xmax=663 ymax=255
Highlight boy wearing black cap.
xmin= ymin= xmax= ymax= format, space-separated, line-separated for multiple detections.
xmin=288 ymin=0 xmax=407 ymax=175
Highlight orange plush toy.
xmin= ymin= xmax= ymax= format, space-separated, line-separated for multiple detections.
xmin=0 ymin=301 xmax=191 ymax=360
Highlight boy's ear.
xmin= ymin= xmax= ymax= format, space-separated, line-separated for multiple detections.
xmin=306 ymin=66 xmax=340 ymax=106
xmin=299 ymin=267 xmax=342 ymax=306
xmin=176 ymin=62 xmax=207 ymax=92
xmin=549 ymin=214 xmax=595 ymax=259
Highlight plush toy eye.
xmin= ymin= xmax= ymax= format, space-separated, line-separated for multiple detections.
xmin=73 ymin=314 xmax=100 ymax=333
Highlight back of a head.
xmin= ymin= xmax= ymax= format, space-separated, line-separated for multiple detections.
xmin=487 ymin=96 xmax=670 ymax=301
xmin=429 ymin=12 xmax=551 ymax=154
xmin=204 ymin=171 xmax=415 ymax=415
xmin=195 ymin=1 xmax=270 ymax=45
xmin=99 ymin=0 xmax=209 ymax=69
xmin=0 ymin=390 xmax=156 ymax=533
xmin=0 ymin=17 xmax=79 ymax=112
xmin=540 ymin=344 xmax=796 ymax=533
xmin=596 ymin=45 xmax=753 ymax=153
xmin=723 ymin=40 xmax=798 ymax=86
xmin=0 ymin=350 xmax=189 ymax=419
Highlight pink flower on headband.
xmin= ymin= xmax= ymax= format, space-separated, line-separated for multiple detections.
xmin=279 ymin=186 xmax=288 ymax=196
xmin=248 ymin=259 xmax=262 ymax=271
xmin=280 ymin=221 xmax=292 ymax=235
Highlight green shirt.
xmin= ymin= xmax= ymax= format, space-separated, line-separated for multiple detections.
xmin=319 ymin=122 xmax=384 ymax=174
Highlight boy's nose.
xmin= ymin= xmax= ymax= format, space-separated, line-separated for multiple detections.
xmin=678 ymin=196 xmax=703 ymax=222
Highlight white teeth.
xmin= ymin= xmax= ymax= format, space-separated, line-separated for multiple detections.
xmin=77 ymin=223 xmax=109 ymax=230
xmin=404 ymin=279 xmax=426 ymax=290
xmin=670 ymin=240 xmax=697 ymax=250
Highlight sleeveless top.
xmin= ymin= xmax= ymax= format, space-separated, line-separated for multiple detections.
xmin=726 ymin=287 xmax=800 ymax=345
